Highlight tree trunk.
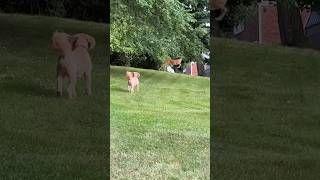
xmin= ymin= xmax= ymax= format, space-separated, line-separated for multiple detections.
xmin=277 ymin=0 xmax=307 ymax=46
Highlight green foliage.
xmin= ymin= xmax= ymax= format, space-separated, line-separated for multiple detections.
xmin=231 ymin=2 xmax=257 ymax=24
xmin=110 ymin=0 xmax=207 ymax=62
xmin=180 ymin=0 xmax=210 ymax=47
xmin=217 ymin=0 xmax=257 ymax=34
xmin=276 ymin=0 xmax=316 ymax=9
xmin=295 ymin=0 xmax=314 ymax=8
xmin=277 ymin=0 xmax=296 ymax=7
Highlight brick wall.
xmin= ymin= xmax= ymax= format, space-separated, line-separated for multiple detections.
xmin=260 ymin=2 xmax=310 ymax=44
xmin=191 ymin=62 xmax=198 ymax=76
xmin=235 ymin=1 xmax=311 ymax=45
xmin=261 ymin=4 xmax=281 ymax=44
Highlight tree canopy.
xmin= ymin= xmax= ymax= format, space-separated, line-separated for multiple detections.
xmin=110 ymin=0 xmax=208 ymax=62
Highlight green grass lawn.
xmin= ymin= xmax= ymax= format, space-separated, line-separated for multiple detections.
xmin=0 ymin=13 xmax=108 ymax=179
xmin=110 ymin=66 xmax=210 ymax=179
xmin=212 ymin=38 xmax=320 ymax=179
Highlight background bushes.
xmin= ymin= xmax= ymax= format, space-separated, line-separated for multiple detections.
xmin=0 ymin=0 xmax=108 ymax=23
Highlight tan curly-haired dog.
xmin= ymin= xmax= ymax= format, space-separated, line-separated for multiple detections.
xmin=126 ymin=71 xmax=140 ymax=93
xmin=52 ymin=31 xmax=95 ymax=98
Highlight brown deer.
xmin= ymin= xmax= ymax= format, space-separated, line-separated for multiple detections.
xmin=163 ymin=58 xmax=182 ymax=68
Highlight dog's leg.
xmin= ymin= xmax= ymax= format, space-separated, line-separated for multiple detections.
xmin=67 ymin=83 xmax=77 ymax=98
xmin=67 ymin=76 xmax=77 ymax=99
xmin=72 ymin=79 xmax=77 ymax=98
xmin=84 ymin=73 xmax=92 ymax=95
xmin=136 ymin=83 xmax=140 ymax=92
xmin=56 ymin=56 xmax=64 ymax=96
xmin=67 ymin=80 xmax=73 ymax=99
xmin=129 ymin=85 xmax=134 ymax=93
xmin=57 ymin=75 xmax=63 ymax=96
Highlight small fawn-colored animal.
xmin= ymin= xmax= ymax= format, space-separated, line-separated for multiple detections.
xmin=126 ymin=71 xmax=140 ymax=93
xmin=163 ymin=58 xmax=182 ymax=68
xmin=52 ymin=31 xmax=95 ymax=98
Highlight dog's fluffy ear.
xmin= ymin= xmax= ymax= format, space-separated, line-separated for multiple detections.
xmin=133 ymin=72 xmax=140 ymax=78
xmin=86 ymin=35 xmax=96 ymax=50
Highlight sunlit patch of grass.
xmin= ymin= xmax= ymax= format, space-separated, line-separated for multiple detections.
xmin=110 ymin=66 xmax=210 ymax=179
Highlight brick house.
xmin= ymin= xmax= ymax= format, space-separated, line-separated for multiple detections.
xmin=185 ymin=62 xmax=199 ymax=76
xmin=234 ymin=0 xmax=311 ymax=45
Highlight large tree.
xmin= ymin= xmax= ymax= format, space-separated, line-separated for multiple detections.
xmin=110 ymin=0 xmax=206 ymax=62
xmin=276 ymin=0 xmax=308 ymax=46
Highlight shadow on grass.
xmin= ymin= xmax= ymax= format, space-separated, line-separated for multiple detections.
xmin=1 ymin=81 xmax=57 ymax=98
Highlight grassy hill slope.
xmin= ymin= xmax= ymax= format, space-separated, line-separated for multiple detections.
xmin=212 ymin=38 xmax=320 ymax=179
xmin=0 ymin=13 xmax=108 ymax=179
xmin=110 ymin=66 xmax=210 ymax=179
